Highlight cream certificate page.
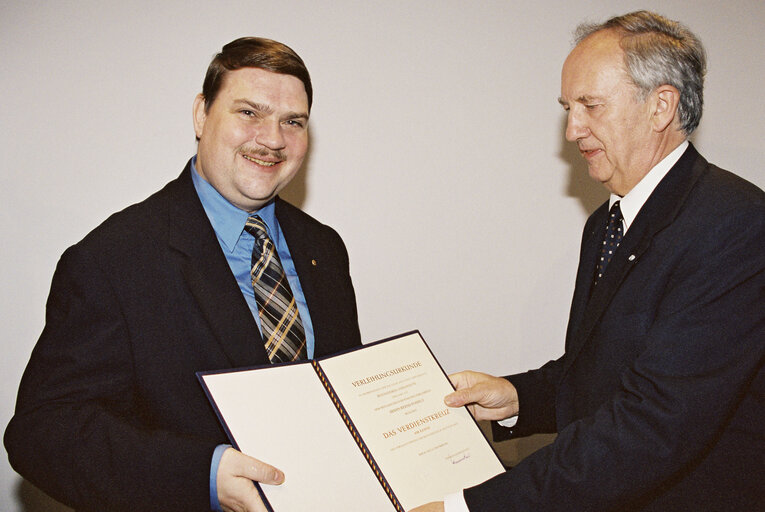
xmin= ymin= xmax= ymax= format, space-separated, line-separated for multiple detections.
xmin=201 ymin=363 xmax=394 ymax=511
xmin=319 ymin=332 xmax=505 ymax=509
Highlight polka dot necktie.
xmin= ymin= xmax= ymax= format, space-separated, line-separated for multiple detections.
xmin=244 ymin=215 xmax=307 ymax=363
xmin=594 ymin=201 xmax=623 ymax=285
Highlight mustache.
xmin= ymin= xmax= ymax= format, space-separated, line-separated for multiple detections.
xmin=240 ymin=147 xmax=287 ymax=161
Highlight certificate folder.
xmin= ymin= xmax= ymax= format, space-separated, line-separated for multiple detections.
xmin=198 ymin=331 xmax=505 ymax=511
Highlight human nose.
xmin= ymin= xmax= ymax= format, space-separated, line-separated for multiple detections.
xmin=565 ymin=109 xmax=588 ymax=142
xmin=254 ymin=120 xmax=286 ymax=150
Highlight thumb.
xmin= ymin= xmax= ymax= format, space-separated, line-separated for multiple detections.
xmin=246 ymin=459 xmax=285 ymax=485
xmin=444 ymin=386 xmax=480 ymax=408
xmin=224 ymin=448 xmax=285 ymax=485
xmin=255 ymin=462 xmax=284 ymax=485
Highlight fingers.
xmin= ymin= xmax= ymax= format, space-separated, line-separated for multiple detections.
xmin=448 ymin=370 xmax=493 ymax=389
xmin=217 ymin=448 xmax=284 ymax=512
xmin=443 ymin=372 xmax=519 ymax=421
xmin=445 ymin=370 xmax=493 ymax=405
xmin=447 ymin=371 xmax=464 ymax=388
xmin=444 ymin=387 xmax=473 ymax=407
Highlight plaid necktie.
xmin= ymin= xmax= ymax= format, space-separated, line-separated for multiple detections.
xmin=244 ymin=215 xmax=307 ymax=363
xmin=594 ymin=201 xmax=624 ymax=285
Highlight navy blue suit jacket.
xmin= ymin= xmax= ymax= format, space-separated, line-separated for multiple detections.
xmin=465 ymin=145 xmax=764 ymax=511
xmin=4 ymin=162 xmax=362 ymax=512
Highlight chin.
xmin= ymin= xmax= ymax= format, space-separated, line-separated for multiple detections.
xmin=587 ymin=167 xmax=613 ymax=185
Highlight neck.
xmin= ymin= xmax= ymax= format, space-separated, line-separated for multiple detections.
xmin=654 ymin=130 xmax=687 ymax=165
xmin=615 ymin=131 xmax=686 ymax=196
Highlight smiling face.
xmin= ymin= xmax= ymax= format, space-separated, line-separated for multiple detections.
xmin=193 ymin=67 xmax=309 ymax=212
xmin=559 ymin=30 xmax=658 ymax=196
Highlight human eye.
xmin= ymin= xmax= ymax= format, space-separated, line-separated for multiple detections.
xmin=284 ymin=118 xmax=306 ymax=128
xmin=237 ymin=105 xmax=267 ymax=119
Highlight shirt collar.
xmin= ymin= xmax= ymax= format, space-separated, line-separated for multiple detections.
xmin=610 ymin=140 xmax=688 ymax=232
xmin=190 ymin=156 xmax=278 ymax=252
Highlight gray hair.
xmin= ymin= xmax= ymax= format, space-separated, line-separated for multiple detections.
xmin=575 ymin=10 xmax=706 ymax=135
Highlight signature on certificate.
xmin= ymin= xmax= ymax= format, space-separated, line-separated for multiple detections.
xmin=450 ymin=452 xmax=471 ymax=464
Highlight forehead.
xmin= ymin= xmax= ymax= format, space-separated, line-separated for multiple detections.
xmin=217 ymin=67 xmax=309 ymax=110
xmin=560 ymin=31 xmax=631 ymax=100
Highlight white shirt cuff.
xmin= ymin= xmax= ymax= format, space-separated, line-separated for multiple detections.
xmin=444 ymin=491 xmax=470 ymax=512
xmin=498 ymin=415 xmax=518 ymax=428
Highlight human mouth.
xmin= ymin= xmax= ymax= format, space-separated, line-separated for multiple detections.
xmin=242 ymin=154 xmax=280 ymax=167
xmin=580 ymin=147 xmax=603 ymax=160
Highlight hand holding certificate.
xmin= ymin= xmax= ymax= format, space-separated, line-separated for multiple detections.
xmin=198 ymin=331 xmax=504 ymax=511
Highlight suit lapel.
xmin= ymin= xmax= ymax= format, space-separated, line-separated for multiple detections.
xmin=274 ymin=198 xmax=323 ymax=327
xmin=164 ymin=163 xmax=267 ymax=367
xmin=274 ymin=198 xmax=317 ymax=283
xmin=563 ymin=144 xmax=708 ymax=373
xmin=275 ymin=198 xmax=353 ymax=357
xmin=564 ymin=204 xmax=607 ymax=352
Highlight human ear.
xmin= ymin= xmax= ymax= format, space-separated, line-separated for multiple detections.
xmin=192 ymin=94 xmax=207 ymax=140
xmin=651 ymin=85 xmax=680 ymax=132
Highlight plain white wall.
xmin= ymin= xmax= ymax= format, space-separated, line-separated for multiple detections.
xmin=2 ymin=1 xmax=763 ymax=510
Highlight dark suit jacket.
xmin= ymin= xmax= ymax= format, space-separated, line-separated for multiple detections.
xmin=465 ymin=145 xmax=765 ymax=511
xmin=4 ymin=162 xmax=362 ymax=512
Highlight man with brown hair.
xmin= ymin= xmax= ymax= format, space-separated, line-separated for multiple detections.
xmin=5 ymin=37 xmax=362 ymax=512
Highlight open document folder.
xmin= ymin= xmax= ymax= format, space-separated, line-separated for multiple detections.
xmin=198 ymin=331 xmax=505 ymax=511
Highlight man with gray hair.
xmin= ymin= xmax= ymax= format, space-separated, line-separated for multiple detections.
xmin=411 ymin=10 xmax=763 ymax=511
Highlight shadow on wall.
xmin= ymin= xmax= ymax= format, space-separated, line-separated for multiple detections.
xmin=13 ymin=479 xmax=73 ymax=512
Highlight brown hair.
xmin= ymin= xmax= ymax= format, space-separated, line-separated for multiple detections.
xmin=201 ymin=37 xmax=312 ymax=112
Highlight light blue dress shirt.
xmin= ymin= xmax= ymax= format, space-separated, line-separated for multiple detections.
xmin=189 ymin=157 xmax=315 ymax=510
